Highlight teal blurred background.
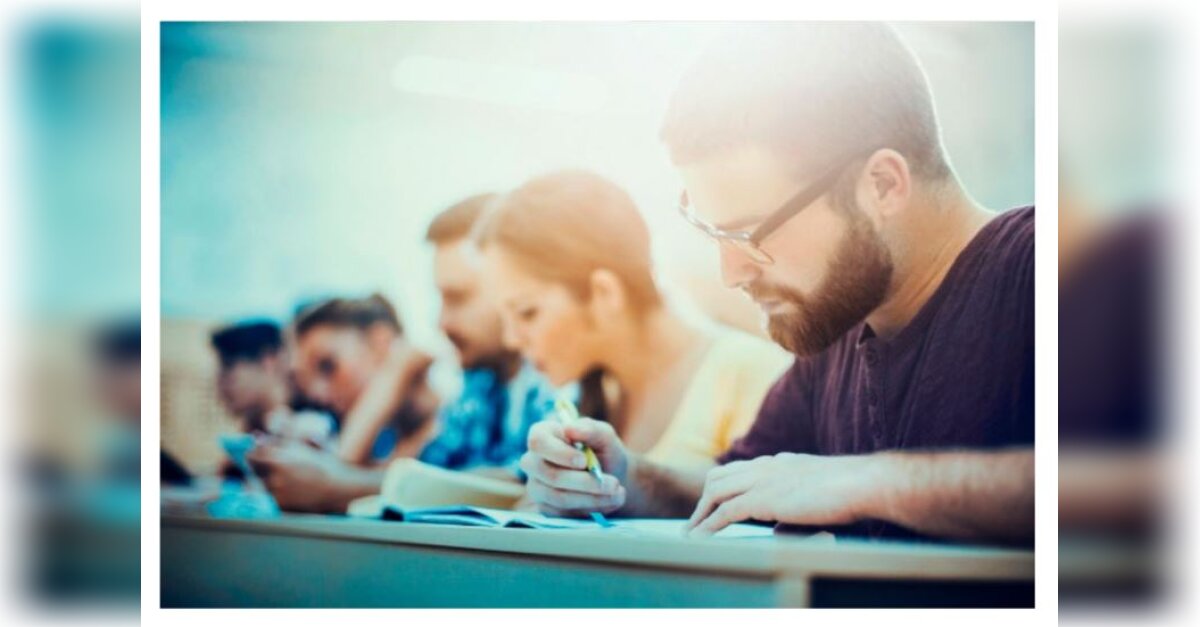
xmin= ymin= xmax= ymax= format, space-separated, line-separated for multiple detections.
xmin=15 ymin=16 xmax=141 ymax=614
xmin=22 ymin=19 xmax=140 ymax=320
xmin=160 ymin=22 xmax=1034 ymax=329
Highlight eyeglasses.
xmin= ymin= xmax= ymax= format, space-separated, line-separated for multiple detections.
xmin=676 ymin=153 xmax=867 ymax=265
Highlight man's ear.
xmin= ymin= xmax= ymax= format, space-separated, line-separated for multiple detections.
xmin=860 ymin=149 xmax=912 ymax=221
xmin=587 ymin=268 xmax=627 ymax=323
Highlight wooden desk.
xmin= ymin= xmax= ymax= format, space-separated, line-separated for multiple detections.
xmin=161 ymin=514 xmax=1034 ymax=608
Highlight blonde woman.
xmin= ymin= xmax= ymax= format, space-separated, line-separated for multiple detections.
xmin=475 ymin=171 xmax=791 ymax=477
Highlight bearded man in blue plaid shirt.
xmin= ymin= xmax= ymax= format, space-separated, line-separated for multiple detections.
xmin=416 ymin=193 xmax=562 ymax=475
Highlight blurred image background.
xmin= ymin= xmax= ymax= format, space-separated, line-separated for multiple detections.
xmin=1058 ymin=10 xmax=1188 ymax=614
xmin=8 ymin=11 xmax=141 ymax=616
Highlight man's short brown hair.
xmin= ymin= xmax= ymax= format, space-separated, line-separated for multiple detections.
xmin=424 ymin=193 xmax=498 ymax=245
xmin=660 ymin=22 xmax=952 ymax=182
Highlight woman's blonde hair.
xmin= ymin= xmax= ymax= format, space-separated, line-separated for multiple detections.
xmin=475 ymin=171 xmax=663 ymax=424
xmin=474 ymin=170 xmax=662 ymax=314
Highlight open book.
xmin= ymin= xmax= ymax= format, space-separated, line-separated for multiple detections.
xmin=345 ymin=459 xmax=525 ymax=517
xmin=342 ymin=459 xmax=791 ymax=540
xmin=372 ymin=505 xmax=779 ymax=539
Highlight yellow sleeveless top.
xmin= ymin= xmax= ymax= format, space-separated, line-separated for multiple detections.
xmin=642 ymin=327 xmax=792 ymax=472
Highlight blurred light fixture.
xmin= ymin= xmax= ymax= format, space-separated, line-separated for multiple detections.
xmin=392 ymin=54 xmax=608 ymax=114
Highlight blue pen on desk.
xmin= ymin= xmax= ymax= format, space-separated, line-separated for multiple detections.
xmin=553 ymin=398 xmax=615 ymax=528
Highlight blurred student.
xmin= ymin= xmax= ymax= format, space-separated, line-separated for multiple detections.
xmin=288 ymin=294 xmax=439 ymax=465
xmin=520 ymin=23 xmax=1035 ymax=544
xmin=29 ymin=318 xmax=143 ymax=602
xmin=210 ymin=320 xmax=333 ymax=444
xmin=92 ymin=317 xmax=142 ymax=484
xmin=248 ymin=195 xmax=560 ymax=511
xmin=1058 ymin=192 xmax=1163 ymax=539
xmin=476 ymin=171 xmax=791 ymax=477
xmin=1056 ymin=187 xmax=1166 ymax=603
xmin=416 ymin=193 xmax=560 ymax=475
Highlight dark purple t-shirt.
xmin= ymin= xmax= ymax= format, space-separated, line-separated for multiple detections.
xmin=1059 ymin=213 xmax=1159 ymax=445
xmin=720 ymin=206 xmax=1035 ymax=539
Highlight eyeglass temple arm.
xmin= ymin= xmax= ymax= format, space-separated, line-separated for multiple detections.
xmin=747 ymin=163 xmax=848 ymax=245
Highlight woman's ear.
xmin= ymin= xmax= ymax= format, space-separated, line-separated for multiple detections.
xmin=587 ymin=268 xmax=627 ymax=322
xmin=859 ymin=148 xmax=912 ymax=222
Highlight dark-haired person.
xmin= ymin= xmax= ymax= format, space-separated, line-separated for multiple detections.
xmin=288 ymin=294 xmax=439 ymax=465
xmin=245 ymin=294 xmax=436 ymax=512
xmin=92 ymin=317 xmax=143 ymax=484
xmin=520 ymin=23 xmax=1034 ymax=544
xmin=210 ymin=320 xmax=333 ymax=444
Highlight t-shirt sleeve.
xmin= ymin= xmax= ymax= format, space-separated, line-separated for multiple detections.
xmin=717 ymin=357 xmax=817 ymax=464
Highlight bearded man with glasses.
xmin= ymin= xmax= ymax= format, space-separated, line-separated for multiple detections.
xmin=519 ymin=22 xmax=1035 ymax=545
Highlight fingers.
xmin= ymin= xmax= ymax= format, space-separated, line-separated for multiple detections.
xmin=265 ymin=473 xmax=287 ymax=493
xmin=247 ymin=442 xmax=308 ymax=475
xmin=404 ymin=351 xmax=435 ymax=381
xmin=527 ymin=422 xmax=587 ymax=469
xmin=562 ymin=418 xmax=618 ymax=452
xmin=381 ymin=341 xmax=434 ymax=388
xmin=523 ymin=419 xmax=628 ymax=516
xmin=689 ymin=495 xmax=751 ymax=537
xmin=685 ymin=464 xmax=756 ymax=531
xmin=526 ymin=477 xmax=626 ymax=517
xmin=245 ymin=446 xmax=277 ymax=474
xmin=703 ymin=459 xmax=747 ymax=483
xmin=520 ymin=454 xmax=619 ymax=495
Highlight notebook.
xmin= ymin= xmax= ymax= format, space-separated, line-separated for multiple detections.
xmin=372 ymin=505 xmax=779 ymax=539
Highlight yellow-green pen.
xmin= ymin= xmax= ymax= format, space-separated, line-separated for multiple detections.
xmin=553 ymin=398 xmax=614 ymax=527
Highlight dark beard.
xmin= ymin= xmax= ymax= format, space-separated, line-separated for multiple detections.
xmin=450 ymin=332 xmax=522 ymax=379
xmin=748 ymin=210 xmax=893 ymax=356
xmin=460 ymin=345 xmax=521 ymax=378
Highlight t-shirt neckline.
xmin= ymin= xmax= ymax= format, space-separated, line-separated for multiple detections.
xmin=856 ymin=207 xmax=1018 ymax=352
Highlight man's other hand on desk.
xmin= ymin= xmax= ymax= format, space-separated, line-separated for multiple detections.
xmin=684 ymin=450 xmax=1035 ymax=544
xmin=520 ymin=418 xmax=629 ymax=517
xmin=685 ymin=453 xmax=879 ymax=537
xmin=247 ymin=442 xmax=383 ymax=514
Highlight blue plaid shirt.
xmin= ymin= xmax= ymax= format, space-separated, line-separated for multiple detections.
xmin=417 ymin=362 xmax=563 ymax=477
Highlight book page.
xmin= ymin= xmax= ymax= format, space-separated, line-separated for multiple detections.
xmin=606 ymin=519 xmax=778 ymax=539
